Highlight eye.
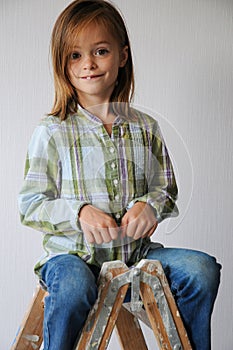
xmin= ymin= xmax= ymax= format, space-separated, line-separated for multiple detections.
xmin=70 ymin=52 xmax=81 ymax=60
xmin=95 ymin=48 xmax=109 ymax=56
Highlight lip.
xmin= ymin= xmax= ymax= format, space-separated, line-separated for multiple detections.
xmin=81 ymin=74 xmax=104 ymax=80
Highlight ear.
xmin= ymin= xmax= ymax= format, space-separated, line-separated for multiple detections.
xmin=119 ymin=46 xmax=128 ymax=68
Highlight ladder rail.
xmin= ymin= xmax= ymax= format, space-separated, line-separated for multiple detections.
xmin=11 ymin=285 xmax=46 ymax=350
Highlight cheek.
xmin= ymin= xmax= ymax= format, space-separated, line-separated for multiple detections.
xmin=68 ymin=62 xmax=78 ymax=74
xmin=107 ymin=60 xmax=120 ymax=77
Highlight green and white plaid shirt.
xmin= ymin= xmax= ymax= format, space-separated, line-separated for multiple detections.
xmin=18 ymin=107 xmax=178 ymax=276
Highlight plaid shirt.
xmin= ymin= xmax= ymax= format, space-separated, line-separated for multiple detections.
xmin=18 ymin=107 xmax=178 ymax=275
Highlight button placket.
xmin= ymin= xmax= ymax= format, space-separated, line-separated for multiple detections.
xmin=107 ymin=139 xmax=122 ymax=220
xmin=115 ymin=213 xmax=121 ymax=220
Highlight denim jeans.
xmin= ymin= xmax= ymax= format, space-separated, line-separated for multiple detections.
xmin=40 ymin=248 xmax=221 ymax=350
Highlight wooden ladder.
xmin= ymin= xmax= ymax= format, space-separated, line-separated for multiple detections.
xmin=11 ymin=259 xmax=192 ymax=350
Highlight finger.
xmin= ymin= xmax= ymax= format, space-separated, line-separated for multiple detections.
xmin=119 ymin=217 xmax=128 ymax=238
xmin=129 ymin=216 xmax=147 ymax=239
xmin=100 ymin=228 xmax=113 ymax=243
xmin=120 ymin=223 xmax=128 ymax=238
xmin=124 ymin=216 xmax=141 ymax=238
xmin=142 ymin=223 xmax=158 ymax=238
xmin=84 ymin=230 xmax=95 ymax=244
xmin=108 ymin=226 xmax=119 ymax=240
xmin=133 ymin=224 xmax=147 ymax=240
xmin=119 ymin=226 xmax=125 ymax=238
xmin=149 ymin=221 xmax=158 ymax=235
xmin=92 ymin=229 xmax=105 ymax=244
xmin=125 ymin=222 xmax=135 ymax=238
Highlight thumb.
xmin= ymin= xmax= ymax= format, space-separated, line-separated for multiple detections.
xmin=120 ymin=213 xmax=129 ymax=238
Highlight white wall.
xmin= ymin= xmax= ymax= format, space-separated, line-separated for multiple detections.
xmin=1 ymin=0 xmax=232 ymax=348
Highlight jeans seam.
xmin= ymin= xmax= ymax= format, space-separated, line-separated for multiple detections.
xmin=43 ymin=264 xmax=61 ymax=349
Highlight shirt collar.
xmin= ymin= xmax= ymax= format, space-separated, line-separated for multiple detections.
xmin=77 ymin=104 xmax=125 ymax=126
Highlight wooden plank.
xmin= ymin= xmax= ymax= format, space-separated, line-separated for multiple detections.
xmin=115 ymin=305 xmax=148 ymax=350
xmin=11 ymin=285 xmax=46 ymax=350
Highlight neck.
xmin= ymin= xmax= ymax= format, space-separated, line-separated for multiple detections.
xmin=81 ymin=101 xmax=116 ymax=123
xmin=81 ymin=102 xmax=116 ymax=137
xmin=87 ymin=103 xmax=110 ymax=121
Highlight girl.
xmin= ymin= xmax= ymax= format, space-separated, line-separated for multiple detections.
xmin=18 ymin=1 xmax=221 ymax=349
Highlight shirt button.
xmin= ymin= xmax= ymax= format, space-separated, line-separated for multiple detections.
xmin=113 ymin=179 xmax=118 ymax=186
xmin=116 ymin=213 xmax=121 ymax=219
xmin=109 ymin=147 xmax=115 ymax=153
xmin=111 ymin=162 xmax=116 ymax=169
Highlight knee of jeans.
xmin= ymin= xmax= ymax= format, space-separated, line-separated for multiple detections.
xmin=43 ymin=255 xmax=98 ymax=307
xmin=184 ymin=251 xmax=221 ymax=294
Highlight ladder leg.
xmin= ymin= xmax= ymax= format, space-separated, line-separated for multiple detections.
xmin=76 ymin=261 xmax=130 ymax=350
xmin=115 ymin=305 xmax=148 ymax=350
xmin=11 ymin=285 xmax=46 ymax=350
xmin=99 ymin=283 xmax=129 ymax=349
xmin=140 ymin=281 xmax=173 ymax=350
xmin=138 ymin=259 xmax=192 ymax=350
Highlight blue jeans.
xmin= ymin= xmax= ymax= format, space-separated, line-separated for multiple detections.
xmin=40 ymin=248 xmax=221 ymax=350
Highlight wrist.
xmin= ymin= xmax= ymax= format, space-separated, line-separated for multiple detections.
xmin=78 ymin=203 xmax=91 ymax=219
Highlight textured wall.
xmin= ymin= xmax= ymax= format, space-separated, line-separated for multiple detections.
xmin=1 ymin=0 xmax=232 ymax=348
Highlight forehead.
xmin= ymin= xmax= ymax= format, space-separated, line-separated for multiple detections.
xmin=68 ymin=20 xmax=119 ymax=49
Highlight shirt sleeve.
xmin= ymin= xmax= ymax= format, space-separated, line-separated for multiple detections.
xmin=18 ymin=121 xmax=89 ymax=235
xmin=127 ymin=122 xmax=179 ymax=223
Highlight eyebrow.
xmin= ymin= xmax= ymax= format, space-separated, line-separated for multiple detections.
xmin=72 ymin=41 xmax=112 ymax=49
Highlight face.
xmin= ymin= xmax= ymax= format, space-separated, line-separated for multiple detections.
xmin=67 ymin=22 xmax=128 ymax=108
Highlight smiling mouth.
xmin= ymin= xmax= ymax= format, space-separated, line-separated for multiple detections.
xmin=81 ymin=74 xmax=104 ymax=80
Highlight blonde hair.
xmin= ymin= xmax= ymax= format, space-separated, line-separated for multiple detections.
xmin=49 ymin=0 xmax=135 ymax=120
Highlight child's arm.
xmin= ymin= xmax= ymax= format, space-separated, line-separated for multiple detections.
xmin=123 ymin=121 xmax=178 ymax=239
xmin=18 ymin=121 xmax=88 ymax=236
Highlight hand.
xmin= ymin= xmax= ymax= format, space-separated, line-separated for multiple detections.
xmin=78 ymin=205 xmax=119 ymax=244
xmin=120 ymin=202 xmax=158 ymax=240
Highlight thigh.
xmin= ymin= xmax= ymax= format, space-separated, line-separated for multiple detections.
xmin=40 ymin=255 xmax=98 ymax=350
xmin=40 ymin=254 xmax=98 ymax=299
xmin=145 ymin=247 xmax=221 ymax=293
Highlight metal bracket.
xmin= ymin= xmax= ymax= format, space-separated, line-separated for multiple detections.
xmin=130 ymin=268 xmax=142 ymax=312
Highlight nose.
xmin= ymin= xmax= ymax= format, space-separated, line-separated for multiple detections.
xmin=83 ymin=54 xmax=96 ymax=70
